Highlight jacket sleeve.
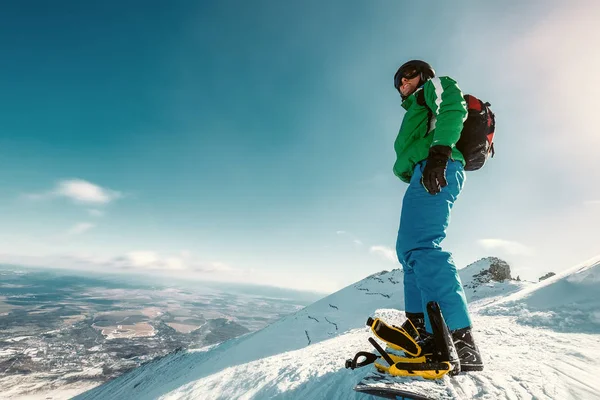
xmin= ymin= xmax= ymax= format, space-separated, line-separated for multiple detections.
xmin=423 ymin=76 xmax=468 ymax=148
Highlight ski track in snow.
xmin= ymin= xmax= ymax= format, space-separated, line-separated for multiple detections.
xmin=74 ymin=258 xmax=600 ymax=400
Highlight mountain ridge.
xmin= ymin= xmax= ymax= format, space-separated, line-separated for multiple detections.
xmin=74 ymin=256 xmax=600 ymax=399
xmin=73 ymin=257 xmax=523 ymax=398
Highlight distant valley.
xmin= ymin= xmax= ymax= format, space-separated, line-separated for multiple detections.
xmin=0 ymin=266 xmax=315 ymax=399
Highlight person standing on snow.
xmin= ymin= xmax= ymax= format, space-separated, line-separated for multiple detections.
xmin=392 ymin=60 xmax=483 ymax=371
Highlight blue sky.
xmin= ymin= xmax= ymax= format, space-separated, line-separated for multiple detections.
xmin=1 ymin=0 xmax=599 ymax=293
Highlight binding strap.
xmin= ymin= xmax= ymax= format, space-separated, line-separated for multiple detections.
xmin=388 ymin=359 xmax=452 ymax=380
xmin=366 ymin=317 xmax=421 ymax=357
xmin=344 ymin=351 xmax=378 ymax=370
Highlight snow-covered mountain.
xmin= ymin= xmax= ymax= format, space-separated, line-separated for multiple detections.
xmin=74 ymin=257 xmax=600 ymax=400
xmin=481 ymin=256 xmax=600 ymax=333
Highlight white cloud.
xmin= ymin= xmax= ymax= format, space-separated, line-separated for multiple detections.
xmin=100 ymin=251 xmax=238 ymax=274
xmin=126 ymin=251 xmax=160 ymax=267
xmin=26 ymin=179 xmax=121 ymax=205
xmin=0 ymin=250 xmax=334 ymax=292
xmin=369 ymin=245 xmax=397 ymax=263
xmin=55 ymin=179 xmax=121 ymax=204
xmin=88 ymin=209 xmax=105 ymax=217
xmin=180 ymin=250 xmax=191 ymax=258
xmin=584 ymin=200 xmax=600 ymax=206
xmin=478 ymin=239 xmax=534 ymax=256
xmin=336 ymin=230 xmax=363 ymax=247
xmin=66 ymin=222 xmax=95 ymax=236
xmin=198 ymin=261 xmax=236 ymax=273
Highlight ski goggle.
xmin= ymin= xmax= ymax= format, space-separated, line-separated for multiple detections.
xmin=394 ymin=67 xmax=420 ymax=90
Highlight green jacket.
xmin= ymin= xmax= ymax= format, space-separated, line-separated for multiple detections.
xmin=393 ymin=76 xmax=468 ymax=183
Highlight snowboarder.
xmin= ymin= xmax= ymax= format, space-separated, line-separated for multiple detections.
xmin=392 ymin=60 xmax=483 ymax=372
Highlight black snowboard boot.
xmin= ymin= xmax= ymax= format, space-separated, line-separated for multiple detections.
xmin=452 ymin=326 xmax=484 ymax=371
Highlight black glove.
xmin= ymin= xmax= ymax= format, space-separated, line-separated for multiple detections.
xmin=421 ymin=145 xmax=452 ymax=195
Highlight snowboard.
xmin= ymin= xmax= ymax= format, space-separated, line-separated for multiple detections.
xmin=354 ymin=369 xmax=456 ymax=400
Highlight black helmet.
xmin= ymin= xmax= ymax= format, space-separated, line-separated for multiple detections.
xmin=394 ymin=60 xmax=435 ymax=92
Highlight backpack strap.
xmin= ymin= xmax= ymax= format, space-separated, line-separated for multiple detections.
xmin=415 ymin=88 xmax=434 ymax=135
xmin=415 ymin=88 xmax=428 ymax=109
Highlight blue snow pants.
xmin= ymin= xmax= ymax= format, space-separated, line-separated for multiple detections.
xmin=396 ymin=160 xmax=471 ymax=333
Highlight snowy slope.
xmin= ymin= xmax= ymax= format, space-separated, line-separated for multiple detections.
xmin=481 ymin=256 xmax=600 ymax=332
xmin=74 ymin=258 xmax=600 ymax=400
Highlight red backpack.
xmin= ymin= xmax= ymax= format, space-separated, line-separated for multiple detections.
xmin=417 ymin=91 xmax=496 ymax=171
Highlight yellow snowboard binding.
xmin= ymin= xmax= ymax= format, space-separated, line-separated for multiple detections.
xmin=345 ymin=302 xmax=460 ymax=380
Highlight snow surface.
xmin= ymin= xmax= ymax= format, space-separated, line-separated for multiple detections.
xmin=74 ymin=257 xmax=600 ymax=400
